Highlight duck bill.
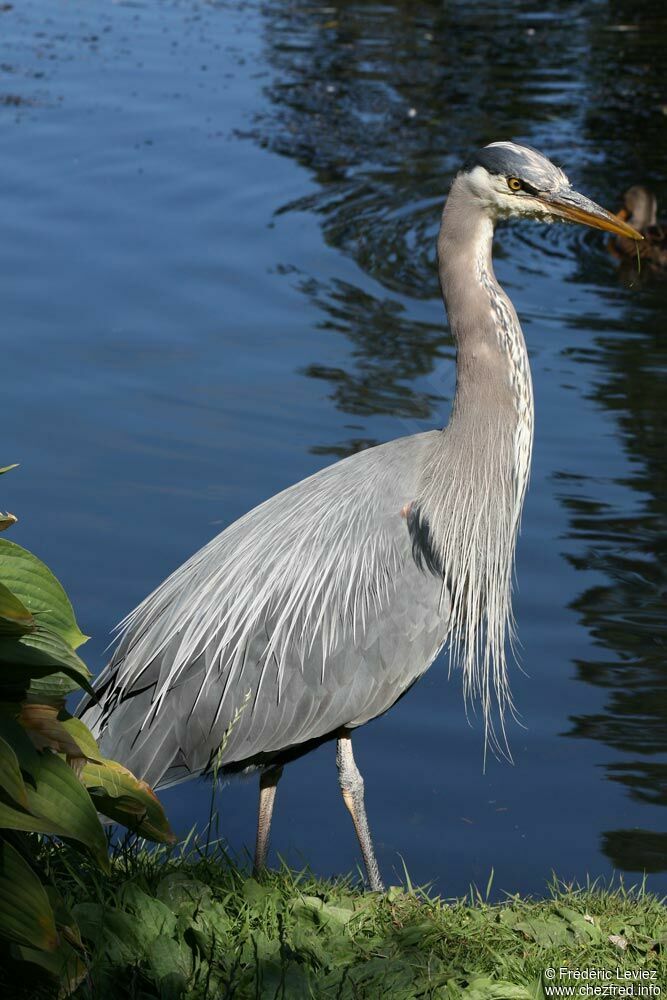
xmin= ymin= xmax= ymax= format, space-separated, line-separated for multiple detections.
xmin=538 ymin=189 xmax=644 ymax=240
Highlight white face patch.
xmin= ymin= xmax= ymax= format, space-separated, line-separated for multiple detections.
xmin=460 ymin=166 xmax=546 ymax=220
xmin=465 ymin=165 xmax=504 ymax=204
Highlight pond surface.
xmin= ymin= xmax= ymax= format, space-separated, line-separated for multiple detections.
xmin=2 ymin=0 xmax=666 ymax=898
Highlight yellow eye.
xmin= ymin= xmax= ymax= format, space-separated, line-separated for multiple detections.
xmin=507 ymin=177 xmax=522 ymax=192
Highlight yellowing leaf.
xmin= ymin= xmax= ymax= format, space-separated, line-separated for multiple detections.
xmin=19 ymin=703 xmax=83 ymax=757
xmin=82 ymin=757 xmax=175 ymax=844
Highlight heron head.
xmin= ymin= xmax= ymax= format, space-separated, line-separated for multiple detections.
xmin=460 ymin=141 xmax=643 ymax=241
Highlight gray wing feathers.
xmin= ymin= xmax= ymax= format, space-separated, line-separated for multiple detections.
xmin=80 ymin=431 xmax=450 ymax=789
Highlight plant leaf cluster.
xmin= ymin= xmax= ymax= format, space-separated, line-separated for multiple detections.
xmin=0 ymin=465 xmax=174 ymax=994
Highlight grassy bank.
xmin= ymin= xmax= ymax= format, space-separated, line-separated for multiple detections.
xmin=8 ymin=838 xmax=666 ymax=999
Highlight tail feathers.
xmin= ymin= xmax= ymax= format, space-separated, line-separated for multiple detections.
xmin=77 ymin=659 xmax=212 ymax=792
xmin=90 ymin=685 xmax=175 ymax=791
xmin=153 ymin=753 xmax=203 ymax=791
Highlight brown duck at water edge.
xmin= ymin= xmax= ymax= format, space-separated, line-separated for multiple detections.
xmin=613 ymin=185 xmax=667 ymax=271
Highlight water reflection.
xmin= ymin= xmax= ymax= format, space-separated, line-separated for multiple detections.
xmin=253 ymin=0 xmax=667 ymax=872
xmin=602 ymin=830 xmax=667 ymax=875
xmin=260 ymin=0 xmax=595 ymax=291
xmin=253 ymin=0 xmax=594 ymax=455
xmin=297 ymin=274 xmax=450 ymax=455
xmin=562 ymin=3 xmax=667 ymax=871
xmin=563 ymin=286 xmax=667 ymax=869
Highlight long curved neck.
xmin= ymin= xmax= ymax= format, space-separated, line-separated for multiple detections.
xmin=436 ymin=175 xmax=534 ymax=517
xmin=416 ymin=174 xmax=534 ymax=751
xmin=438 ymin=176 xmax=532 ymax=437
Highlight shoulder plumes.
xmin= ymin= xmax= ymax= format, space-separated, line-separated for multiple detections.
xmin=104 ymin=442 xmax=417 ymax=737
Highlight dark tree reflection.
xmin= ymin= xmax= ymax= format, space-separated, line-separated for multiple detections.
xmin=298 ymin=276 xmax=451 ymax=427
xmin=602 ymin=830 xmax=667 ymax=875
xmin=563 ymin=4 xmax=667 ymax=871
xmin=252 ymin=0 xmax=591 ymax=454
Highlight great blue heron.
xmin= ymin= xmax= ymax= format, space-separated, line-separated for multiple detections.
xmin=78 ymin=142 xmax=641 ymax=892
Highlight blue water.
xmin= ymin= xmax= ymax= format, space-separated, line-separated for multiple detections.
xmin=2 ymin=0 xmax=666 ymax=898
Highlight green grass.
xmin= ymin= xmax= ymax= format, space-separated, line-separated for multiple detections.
xmin=10 ymin=834 xmax=666 ymax=999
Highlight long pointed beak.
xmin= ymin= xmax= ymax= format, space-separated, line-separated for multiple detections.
xmin=537 ymin=188 xmax=644 ymax=240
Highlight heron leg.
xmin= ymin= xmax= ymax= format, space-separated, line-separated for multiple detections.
xmin=253 ymin=764 xmax=283 ymax=875
xmin=336 ymin=731 xmax=385 ymax=893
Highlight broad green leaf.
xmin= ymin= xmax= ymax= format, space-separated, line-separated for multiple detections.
xmin=73 ymin=902 xmax=145 ymax=964
xmin=10 ymin=940 xmax=87 ymax=994
xmin=0 ymin=582 xmax=34 ymax=636
xmin=27 ymin=671 xmax=84 ymax=700
xmin=82 ymin=757 xmax=175 ymax=844
xmin=0 ymin=735 xmax=29 ymax=808
xmin=0 ymin=625 xmax=93 ymax=699
xmin=59 ymin=715 xmax=104 ymax=762
xmin=462 ymin=978 xmax=534 ymax=1000
xmin=553 ymin=904 xmax=602 ymax=942
xmin=501 ymin=906 xmax=570 ymax=944
xmin=0 ymin=797 xmax=74 ymax=838
xmin=44 ymin=884 xmax=83 ymax=950
xmin=242 ymin=877 xmax=273 ymax=906
xmin=512 ymin=913 xmax=575 ymax=949
xmin=117 ymin=884 xmax=177 ymax=944
xmin=156 ymin=874 xmax=212 ymax=913
xmin=293 ymin=895 xmax=355 ymax=926
xmin=0 ymin=663 xmax=82 ymax=702
xmin=0 ymin=707 xmax=41 ymax=778
xmin=0 ymin=625 xmax=89 ymax=676
xmin=187 ymin=899 xmax=232 ymax=954
xmin=0 ymin=751 xmax=109 ymax=870
xmin=26 ymin=752 xmax=109 ymax=869
xmin=0 ymin=838 xmax=58 ymax=951
xmin=0 ymin=539 xmax=88 ymax=649
xmin=0 ymin=465 xmax=18 ymax=476
xmin=146 ymin=933 xmax=192 ymax=993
